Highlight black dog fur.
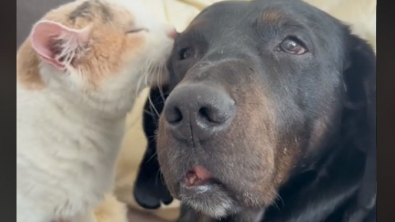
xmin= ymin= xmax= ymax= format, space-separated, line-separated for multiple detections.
xmin=133 ymin=0 xmax=376 ymax=221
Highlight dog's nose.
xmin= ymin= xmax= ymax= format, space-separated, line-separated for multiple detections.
xmin=164 ymin=83 xmax=235 ymax=141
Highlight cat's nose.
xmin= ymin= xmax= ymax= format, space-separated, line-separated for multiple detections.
xmin=166 ymin=27 xmax=178 ymax=39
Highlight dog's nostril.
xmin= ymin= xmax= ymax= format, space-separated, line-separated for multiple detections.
xmin=163 ymin=84 xmax=236 ymax=141
xmin=167 ymin=107 xmax=183 ymax=124
xmin=198 ymin=106 xmax=232 ymax=124
xmin=198 ymin=107 xmax=213 ymax=122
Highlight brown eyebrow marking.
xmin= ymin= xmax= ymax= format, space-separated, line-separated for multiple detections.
xmin=69 ymin=0 xmax=113 ymax=23
xmin=94 ymin=0 xmax=113 ymax=22
xmin=261 ymin=9 xmax=284 ymax=22
xmin=69 ymin=1 xmax=92 ymax=22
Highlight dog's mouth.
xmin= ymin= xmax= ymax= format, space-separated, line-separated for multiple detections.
xmin=179 ymin=166 xmax=226 ymax=192
xmin=182 ymin=166 xmax=213 ymax=187
xmin=176 ymin=166 xmax=240 ymax=218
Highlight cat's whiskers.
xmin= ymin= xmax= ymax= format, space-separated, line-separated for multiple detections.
xmin=158 ymin=71 xmax=166 ymax=104
xmin=135 ymin=58 xmax=151 ymax=97
xmin=147 ymin=73 xmax=160 ymax=117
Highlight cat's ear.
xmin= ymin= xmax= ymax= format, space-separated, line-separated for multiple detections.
xmin=30 ymin=20 xmax=92 ymax=70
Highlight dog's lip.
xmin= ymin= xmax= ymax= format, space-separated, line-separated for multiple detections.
xmin=177 ymin=166 xmax=231 ymax=197
xmin=181 ymin=166 xmax=213 ymax=187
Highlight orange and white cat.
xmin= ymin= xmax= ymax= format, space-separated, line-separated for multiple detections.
xmin=16 ymin=0 xmax=176 ymax=222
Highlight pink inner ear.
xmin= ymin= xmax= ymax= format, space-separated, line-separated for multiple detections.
xmin=30 ymin=21 xmax=91 ymax=70
xmin=30 ymin=21 xmax=66 ymax=69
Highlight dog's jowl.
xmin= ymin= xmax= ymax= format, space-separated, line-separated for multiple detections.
xmin=134 ymin=0 xmax=376 ymax=221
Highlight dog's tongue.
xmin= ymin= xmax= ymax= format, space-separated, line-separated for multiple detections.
xmin=185 ymin=166 xmax=212 ymax=187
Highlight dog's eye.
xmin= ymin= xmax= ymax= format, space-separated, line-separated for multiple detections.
xmin=279 ymin=37 xmax=307 ymax=55
xmin=178 ymin=47 xmax=192 ymax=60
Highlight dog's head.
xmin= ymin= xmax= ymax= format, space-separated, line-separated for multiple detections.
xmin=156 ymin=0 xmax=375 ymax=218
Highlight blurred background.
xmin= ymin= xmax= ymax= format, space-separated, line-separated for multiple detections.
xmin=17 ymin=0 xmax=376 ymax=221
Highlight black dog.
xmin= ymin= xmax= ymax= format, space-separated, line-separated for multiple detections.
xmin=134 ymin=0 xmax=376 ymax=221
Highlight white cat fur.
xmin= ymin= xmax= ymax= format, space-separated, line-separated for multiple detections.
xmin=16 ymin=0 xmax=175 ymax=221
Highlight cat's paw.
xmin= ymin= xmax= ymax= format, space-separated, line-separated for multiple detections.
xmin=94 ymin=194 xmax=128 ymax=222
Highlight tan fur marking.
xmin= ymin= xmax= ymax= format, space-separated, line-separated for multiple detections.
xmin=81 ymin=25 xmax=144 ymax=89
xmin=49 ymin=1 xmax=143 ymax=89
xmin=239 ymin=83 xmax=280 ymax=204
xmin=309 ymin=114 xmax=330 ymax=149
xmin=261 ymin=10 xmax=284 ymax=22
xmin=68 ymin=0 xmax=113 ymax=23
xmin=69 ymin=1 xmax=92 ymax=22
xmin=17 ymin=0 xmax=145 ymax=90
xmin=94 ymin=0 xmax=113 ymax=22
xmin=17 ymin=40 xmax=45 ymax=90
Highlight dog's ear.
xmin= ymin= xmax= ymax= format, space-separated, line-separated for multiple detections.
xmin=343 ymin=33 xmax=376 ymax=135
xmin=133 ymin=87 xmax=173 ymax=209
xmin=342 ymin=34 xmax=376 ymax=221
xmin=342 ymin=33 xmax=376 ymax=157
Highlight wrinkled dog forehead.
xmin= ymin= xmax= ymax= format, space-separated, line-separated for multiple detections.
xmin=187 ymin=0 xmax=346 ymax=45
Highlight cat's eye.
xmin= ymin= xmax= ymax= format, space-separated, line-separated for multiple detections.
xmin=126 ymin=28 xmax=148 ymax=34
xmin=178 ymin=47 xmax=193 ymax=60
xmin=279 ymin=37 xmax=308 ymax=55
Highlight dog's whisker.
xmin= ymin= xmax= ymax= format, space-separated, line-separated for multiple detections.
xmin=146 ymin=151 xmax=158 ymax=164
xmin=275 ymin=191 xmax=284 ymax=207
xmin=155 ymin=169 xmax=162 ymax=185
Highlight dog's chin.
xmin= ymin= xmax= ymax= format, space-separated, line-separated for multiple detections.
xmin=177 ymin=181 xmax=241 ymax=219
